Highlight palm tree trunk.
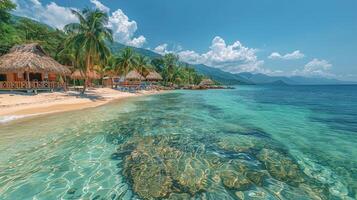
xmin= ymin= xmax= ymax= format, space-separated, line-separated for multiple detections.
xmin=82 ymin=78 xmax=87 ymax=94
xmin=82 ymin=55 xmax=91 ymax=94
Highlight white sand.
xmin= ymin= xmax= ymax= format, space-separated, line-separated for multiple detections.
xmin=0 ymin=88 xmax=162 ymax=123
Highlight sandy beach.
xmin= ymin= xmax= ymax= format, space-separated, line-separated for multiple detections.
xmin=0 ymin=88 xmax=162 ymax=123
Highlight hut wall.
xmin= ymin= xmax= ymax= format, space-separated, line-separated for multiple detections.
xmin=48 ymin=73 xmax=57 ymax=81
xmin=103 ymin=79 xmax=112 ymax=87
xmin=7 ymin=73 xmax=14 ymax=81
xmin=12 ymin=73 xmax=25 ymax=81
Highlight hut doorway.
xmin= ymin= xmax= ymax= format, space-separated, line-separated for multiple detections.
xmin=29 ymin=73 xmax=42 ymax=81
xmin=0 ymin=74 xmax=6 ymax=81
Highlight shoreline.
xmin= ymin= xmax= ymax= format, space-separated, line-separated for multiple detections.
xmin=0 ymin=88 xmax=163 ymax=124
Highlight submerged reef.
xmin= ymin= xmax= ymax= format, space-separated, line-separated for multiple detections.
xmin=113 ymin=132 xmax=332 ymax=200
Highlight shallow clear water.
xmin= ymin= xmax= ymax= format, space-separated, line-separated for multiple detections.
xmin=0 ymin=85 xmax=356 ymax=200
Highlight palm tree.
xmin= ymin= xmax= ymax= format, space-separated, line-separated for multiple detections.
xmin=163 ymin=53 xmax=179 ymax=84
xmin=115 ymin=47 xmax=136 ymax=77
xmin=64 ymin=8 xmax=113 ymax=94
xmin=135 ymin=54 xmax=152 ymax=76
xmin=151 ymin=58 xmax=165 ymax=72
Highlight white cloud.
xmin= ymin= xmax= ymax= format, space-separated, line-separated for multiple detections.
xmin=200 ymin=36 xmax=258 ymax=66
xmin=90 ymin=0 xmax=110 ymax=13
xmin=305 ymin=58 xmax=332 ymax=70
xmin=91 ymin=0 xmax=146 ymax=47
xmin=177 ymin=50 xmax=202 ymax=64
xmin=268 ymin=50 xmax=305 ymax=60
xmin=237 ymin=60 xmax=265 ymax=73
xmin=108 ymin=9 xmax=146 ymax=47
xmin=293 ymin=58 xmax=333 ymax=76
xmin=126 ymin=36 xmax=146 ymax=48
xmin=13 ymin=0 xmax=77 ymax=29
xmin=154 ymin=43 xmax=184 ymax=55
xmin=160 ymin=36 xmax=267 ymax=74
xmin=154 ymin=44 xmax=170 ymax=55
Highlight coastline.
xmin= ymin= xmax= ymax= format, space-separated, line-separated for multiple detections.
xmin=0 ymin=88 xmax=163 ymax=124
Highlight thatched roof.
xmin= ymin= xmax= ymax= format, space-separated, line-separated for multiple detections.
xmin=126 ymin=70 xmax=145 ymax=81
xmin=199 ymin=78 xmax=215 ymax=86
xmin=71 ymin=70 xmax=101 ymax=80
xmin=0 ymin=43 xmax=71 ymax=75
xmin=146 ymin=71 xmax=163 ymax=81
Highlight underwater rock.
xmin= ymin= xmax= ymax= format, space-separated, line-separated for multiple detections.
xmin=246 ymin=170 xmax=268 ymax=186
xmin=174 ymin=157 xmax=209 ymax=195
xmin=121 ymin=135 xmax=212 ymax=199
xmin=217 ymin=133 xmax=285 ymax=156
xmin=257 ymin=148 xmax=304 ymax=185
xmin=117 ymin=133 xmax=328 ymax=199
xmin=216 ymin=134 xmax=277 ymax=155
xmin=123 ymin=145 xmax=180 ymax=199
xmin=220 ymin=169 xmax=251 ymax=190
xmin=235 ymin=187 xmax=279 ymax=200
xmin=166 ymin=193 xmax=191 ymax=200
xmin=66 ymin=188 xmax=76 ymax=195
xmin=217 ymin=135 xmax=256 ymax=153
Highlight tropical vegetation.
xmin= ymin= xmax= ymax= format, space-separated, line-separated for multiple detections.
xmin=0 ymin=1 xmax=210 ymax=93
xmin=63 ymin=8 xmax=113 ymax=93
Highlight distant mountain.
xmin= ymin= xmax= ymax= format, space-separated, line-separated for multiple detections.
xmin=288 ymin=76 xmax=355 ymax=85
xmin=109 ymin=42 xmax=161 ymax=58
xmin=192 ymin=64 xmax=253 ymax=85
xmin=239 ymin=72 xmax=355 ymax=85
xmin=238 ymin=72 xmax=297 ymax=85
xmin=266 ymin=80 xmax=289 ymax=86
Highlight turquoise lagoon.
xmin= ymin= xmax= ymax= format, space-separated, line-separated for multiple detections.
xmin=0 ymin=85 xmax=356 ymax=199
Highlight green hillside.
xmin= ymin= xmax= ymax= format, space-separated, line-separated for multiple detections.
xmin=0 ymin=15 xmax=65 ymax=58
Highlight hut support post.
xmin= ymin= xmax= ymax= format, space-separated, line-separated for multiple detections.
xmin=64 ymin=75 xmax=67 ymax=92
xmin=26 ymin=71 xmax=30 ymax=89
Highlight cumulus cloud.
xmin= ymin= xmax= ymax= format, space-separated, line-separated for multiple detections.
xmin=177 ymin=50 xmax=202 ymax=64
xmin=157 ymin=36 xmax=267 ymax=74
xmin=305 ymin=58 xmax=332 ymax=70
xmin=90 ymin=0 xmax=146 ymax=47
xmin=201 ymin=36 xmax=258 ymax=66
xmin=268 ymin=50 xmax=305 ymax=60
xmin=13 ymin=0 xmax=77 ymax=29
xmin=90 ymin=0 xmax=110 ymax=13
xmin=106 ymin=9 xmax=146 ymax=47
xmin=154 ymin=44 xmax=171 ymax=55
xmin=293 ymin=58 xmax=333 ymax=76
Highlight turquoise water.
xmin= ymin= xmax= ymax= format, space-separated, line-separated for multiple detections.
xmin=0 ymin=85 xmax=356 ymax=199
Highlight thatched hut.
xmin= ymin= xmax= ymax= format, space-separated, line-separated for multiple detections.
xmin=125 ymin=70 xmax=145 ymax=81
xmin=0 ymin=43 xmax=71 ymax=90
xmin=145 ymin=71 xmax=163 ymax=82
xmin=71 ymin=70 xmax=101 ymax=80
xmin=199 ymin=78 xmax=215 ymax=86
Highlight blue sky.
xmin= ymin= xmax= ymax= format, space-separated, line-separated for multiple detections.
xmin=12 ymin=0 xmax=357 ymax=80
